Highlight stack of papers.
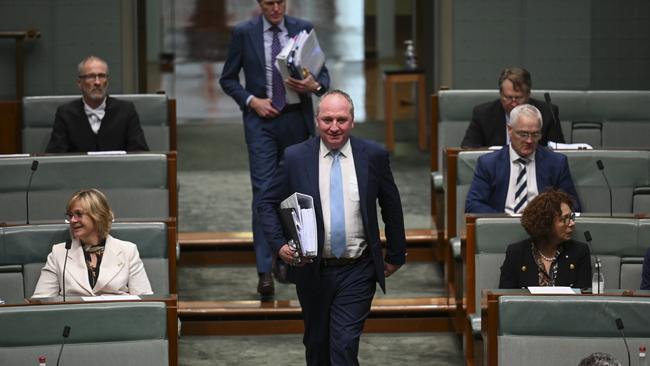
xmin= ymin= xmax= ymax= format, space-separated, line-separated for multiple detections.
xmin=275 ymin=29 xmax=326 ymax=104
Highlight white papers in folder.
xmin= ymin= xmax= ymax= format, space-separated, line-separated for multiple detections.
xmin=280 ymin=192 xmax=318 ymax=257
xmin=274 ymin=29 xmax=326 ymax=105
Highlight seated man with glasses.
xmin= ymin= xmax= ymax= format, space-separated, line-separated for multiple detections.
xmin=465 ymin=104 xmax=581 ymax=213
xmin=461 ymin=67 xmax=565 ymax=148
xmin=45 ymin=55 xmax=149 ymax=153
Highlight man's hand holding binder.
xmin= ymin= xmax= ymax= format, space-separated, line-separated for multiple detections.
xmin=278 ymin=192 xmax=317 ymax=266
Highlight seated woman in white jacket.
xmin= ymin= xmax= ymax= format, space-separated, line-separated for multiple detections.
xmin=32 ymin=188 xmax=153 ymax=298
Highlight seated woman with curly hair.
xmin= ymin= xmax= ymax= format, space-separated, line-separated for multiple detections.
xmin=499 ymin=190 xmax=592 ymax=289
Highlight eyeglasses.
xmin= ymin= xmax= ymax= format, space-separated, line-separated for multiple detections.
xmin=78 ymin=73 xmax=108 ymax=81
xmin=512 ymin=130 xmax=542 ymax=140
xmin=560 ymin=211 xmax=576 ymax=224
xmin=501 ymin=95 xmax=527 ymax=103
xmin=64 ymin=210 xmax=86 ymax=223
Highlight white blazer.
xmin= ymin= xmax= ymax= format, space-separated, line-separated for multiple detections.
xmin=32 ymin=235 xmax=153 ymax=298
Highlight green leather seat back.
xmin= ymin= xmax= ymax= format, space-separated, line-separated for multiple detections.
xmin=564 ymin=150 xmax=649 ymax=214
xmin=474 ymin=217 xmax=527 ymax=315
xmin=0 ymin=302 xmax=168 ymax=365
xmin=0 ymin=154 xmax=169 ymax=225
xmin=452 ymin=150 xmax=490 ymax=233
xmin=497 ymin=295 xmax=650 ymax=365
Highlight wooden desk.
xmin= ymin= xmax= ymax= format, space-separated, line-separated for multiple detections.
xmin=383 ymin=69 xmax=427 ymax=152
xmin=0 ymin=29 xmax=40 ymax=154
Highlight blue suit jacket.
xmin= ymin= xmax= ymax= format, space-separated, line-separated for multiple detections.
xmin=258 ymin=136 xmax=407 ymax=292
xmin=219 ymin=15 xmax=330 ymax=136
xmin=465 ymin=146 xmax=581 ymax=213
xmin=641 ymin=248 xmax=650 ymax=290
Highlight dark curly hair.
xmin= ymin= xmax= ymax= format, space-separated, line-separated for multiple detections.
xmin=520 ymin=190 xmax=574 ymax=242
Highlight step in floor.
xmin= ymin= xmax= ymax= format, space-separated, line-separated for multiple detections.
xmin=178 ymin=262 xmax=446 ymax=301
xmin=179 ymin=332 xmax=464 ymax=366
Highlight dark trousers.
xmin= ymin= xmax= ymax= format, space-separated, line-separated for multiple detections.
xmin=296 ymin=255 xmax=377 ymax=365
xmin=243 ymin=106 xmax=309 ymax=273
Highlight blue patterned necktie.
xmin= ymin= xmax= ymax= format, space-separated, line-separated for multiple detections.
xmin=270 ymin=26 xmax=286 ymax=111
xmin=330 ymin=150 xmax=346 ymax=258
xmin=514 ymin=158 xmax=528 ymax=213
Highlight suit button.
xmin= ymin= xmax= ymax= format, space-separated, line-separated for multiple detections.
xmin=521 ymin=266 xmax=527 ymax=272
xmin=569 ymin=263 xmax=575 ymax=270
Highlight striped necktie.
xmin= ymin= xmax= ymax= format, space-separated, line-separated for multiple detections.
xmin=270 ymin=25 xmax=286 ymax=111
xmin=330 ymin=150 xmax=346 ymax=258
xmin=514 ymin=158 xmax=528 ymax=213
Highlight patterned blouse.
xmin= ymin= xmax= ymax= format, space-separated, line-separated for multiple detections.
xmin=530 ymin=241 xmax=562 ymax=286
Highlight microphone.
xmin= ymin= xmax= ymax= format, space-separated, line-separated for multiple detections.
xmin=544 ymin=93 xmax=560 ymax=145
xmin=615 ymin=318 xmax=631 ymax=366
xmin=25 ymin=160 xmax=39 ymax=224
xmin=596 ymin=160 xmax=613 ymax=216
xmin=62 ymin=238 xmax=72 ymax=302
xmin=56 ymin=325 xmax=71 ymax=366
xmin=584 ymin=231 xmax=602 ymax=294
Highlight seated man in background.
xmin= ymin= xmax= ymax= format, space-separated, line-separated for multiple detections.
xmin=465 ymin=104 xmax=580 ymax=213
xmin=45 ymin=56 xmax=149 ymax=153
xmin=640 ymin=247 xmax=650 ymax=290
xmin=460 ymin=67 xmax=564 ymax=148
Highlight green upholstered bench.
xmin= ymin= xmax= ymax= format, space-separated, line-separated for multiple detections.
xmin=0 ymin=301 xmax=170 ymax=365
xmin=432 ymin=89 xmax=650 ymax=170
xmin=448 ymin=149 xmax=650 ymax=246
xmin=22 ymin=94 xmax=176 ymax=153
xmin=0 ymin=221 xmax=176 ymax=302
xmin=491 ymin=295 xmax=650 ymax=365
xmin=0 ymin=153 xmax=177 ymax=225
xmin=462 ymin=215 xmax=650 ymax=365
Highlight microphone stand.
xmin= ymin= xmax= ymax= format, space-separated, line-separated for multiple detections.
xmin=26 ymin=160 xmax=39 ymax=225
xmin=596 ymin=160 xmax=613 ymax=216
xmin=62 ymin=239 xmax=72 ymax=302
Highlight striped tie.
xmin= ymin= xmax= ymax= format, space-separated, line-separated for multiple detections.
xmin=514 ymin=158 xmax=528 ymax=213
xmin=270 ymin=26 xmax=286 ymax=111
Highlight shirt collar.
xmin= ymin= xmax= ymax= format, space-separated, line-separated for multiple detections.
xmin=263 ymin=16 xmax=287 ymax=34
xmin=83 ymin=97 xmax=107 ymax=114
xmin=508 ymin=144 xmax=535 ymax=163
xmin=320 ymin=138 xmax=352 ymax=159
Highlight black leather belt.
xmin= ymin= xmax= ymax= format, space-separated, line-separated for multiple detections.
xmin=321 ymin=250 xmax=368 ymax=268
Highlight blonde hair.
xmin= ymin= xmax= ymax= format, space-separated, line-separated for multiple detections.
xmin=66 ymin=189 xmax=114 ymax=239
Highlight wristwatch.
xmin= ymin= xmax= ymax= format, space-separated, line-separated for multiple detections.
xmin=314 ymin=84 xmax=325 ymax=97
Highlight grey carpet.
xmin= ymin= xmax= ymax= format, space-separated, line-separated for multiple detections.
xmin=178 ymin=262 xmax=445 ymax=301
xmin=179 ymin=333 xmax=464 ymax=366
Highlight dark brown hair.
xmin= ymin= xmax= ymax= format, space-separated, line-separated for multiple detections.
xmin=521 ymin=190 xmax=574 ymax=242
xmin=498 ymin=67 xmax=532 ymax=94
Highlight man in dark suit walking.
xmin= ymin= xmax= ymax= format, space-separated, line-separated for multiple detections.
xmin=461 ymin=67 xmax=565 ymax=148
xmin=45 ymin=56 xmax=149 ymax=153
xmin=259 ymin=90 xmax=406 ymax=365
xmin=465 ymin=104 xmax=580 ymax=214
xmin=220 ymin=0 xmax=330 ymax=298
